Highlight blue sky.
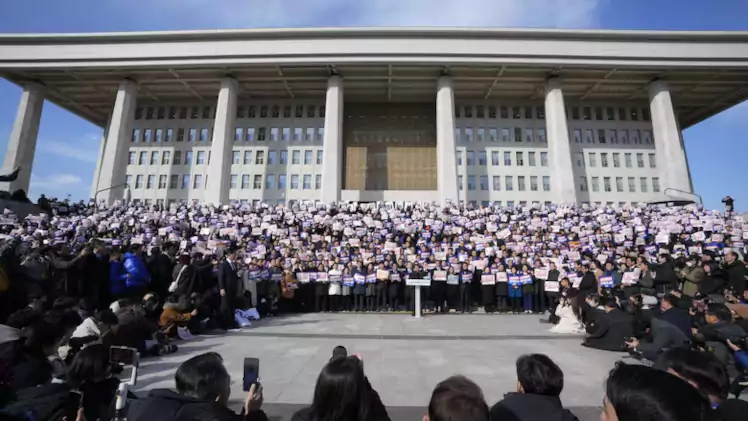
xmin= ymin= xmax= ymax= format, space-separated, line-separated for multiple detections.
xmin=0 ymin=0 xmax=746 ymax=208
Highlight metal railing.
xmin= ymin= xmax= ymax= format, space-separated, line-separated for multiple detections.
xmin=94 ymin=183 xmax=130 ymax=208
xmin=664 ymin=187 xmax=703 ymax=205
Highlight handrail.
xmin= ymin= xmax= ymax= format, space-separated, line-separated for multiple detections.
xmin=664 ymin=187 xmax=703 ymax=205
xmin=94 ymin=183 xmax=130 ymax=208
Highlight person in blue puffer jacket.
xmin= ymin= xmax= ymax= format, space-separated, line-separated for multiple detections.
xmin=121 ymin=244 xmax=151 ymax=297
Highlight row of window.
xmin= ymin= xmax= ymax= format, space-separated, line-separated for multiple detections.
xmin=457 ymin=175 xmax=552 ymax=192
xmin=579 ymin=176 xmax=661 ymax=193
xmin=454 ymin=105 xmax=651 ymax=122
xmin=124 ymin=173 xmax=322 ymax=191
xmin=575 ymin=152 xmax=656 ymax=169
xmin=127 ymin=149 xmax=323 ymax=167
xmin=456 ymin=127 xmax=546 ymax=143
xmin=571 ymin=128 xmax=653 ymax=145
xmin=134 ymin=104 xmax=325 ymax=121
xmin=457 ymin=150 xmax=549 ymax=167
xmin=131 ymin=126 xmax=325 ymax=143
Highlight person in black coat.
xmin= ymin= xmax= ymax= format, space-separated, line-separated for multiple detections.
xmin=127 ymin=352 xmax=267 ymax=421
xmin=577 ymin=264 xmax=597 ymax=298
xmin=81 ymin=240 xmax=111 ymax=310
xmin=490 ymin=354 xmax=578 ymax=421
xmin=218 ymin=251 xmax=240 ymax=330
xmin=655 ymin=295 xmax=692 ymax=339
xmin=582 ymin=301 xmax=634 ymax=352
xmin=723 ymin=251 xmax=746 ymax=295
xmin=147 ymin=246 xmax=177 ymax=299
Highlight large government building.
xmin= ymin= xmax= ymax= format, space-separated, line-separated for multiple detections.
xmin=1 ymin=28 xmax=747 ymax=207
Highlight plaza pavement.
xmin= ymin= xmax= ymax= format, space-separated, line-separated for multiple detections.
xmin=134 ymin=313 xmax=628 ymax=421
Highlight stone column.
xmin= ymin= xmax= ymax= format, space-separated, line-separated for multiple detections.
xmin=96 ymin=79 xmax=137 ymax=204
xmin=649 ymin=80 xmax=693 ymax=194
xmin=436 ymin=76 xmax=459 ymax=204
xmin=544 ymin=77 xmax=577 ymax=204
xmin=90 ymin=111 xmax=112 ymax=201
xmin=206 ymin=77 xmax=238 ymax=205
xmin=320 ymin=75 xmax=344 ymax=203
xmin=0 ymin=83 xmax=44 ymax=194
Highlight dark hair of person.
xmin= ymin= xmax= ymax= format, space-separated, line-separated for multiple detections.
xmin=428 ymin=375 xmax=488 ymax=421
xmin=52 ymin=296 xmax=79 ymax=310
xmin=94 ymin=309 xmax=119 ymax=326
xmin=66 ymin=343 xmax=112 ymax=388
xmin=331 ymin=345 xmax=348 ymax=361
xmin=179 ymin=254 xmax=191 ymax=266
xmin=515 ymin=354 xmax=564 ymax=396
xmin=605 ymin=363 xmax=712 ymax=421
xmin=655 ymin=348 xmax=729 ymax=401
xmin=22 ymin=320 xmax=65 ymax=356
xmin=175 ymin=352 xmax=229 ymax=401
xmin=310 ymin=357 xmax=370 ymax=421
xmin=44 ymin=309 xmax=83 ymax=332
xmin=661 ymin=294 xmax=680 ymax=309
xmin=5 ymin=308 xmax=41 ymax=329
xmin=706 ymin=303 xmax=732 ymax=322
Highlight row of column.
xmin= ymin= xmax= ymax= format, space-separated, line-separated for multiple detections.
xmin=0 ymin=76 xmax=693 ymax=205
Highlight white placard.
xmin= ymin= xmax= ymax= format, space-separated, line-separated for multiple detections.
xmin=406 ymin=278 xmax=432 ymax=287
xmin=481 ymin=274 xmax=496 ymax=285
xmin=544 ymin=281 xmax=560 ymax=292
xmin=534 ymin=268 xmax=549 ymax=280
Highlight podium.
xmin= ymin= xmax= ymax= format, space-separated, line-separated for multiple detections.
xmin=406 ymin=278 xmax=431 ymax=318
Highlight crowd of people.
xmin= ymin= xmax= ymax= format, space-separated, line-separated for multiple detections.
xmin=0 ymin=197 xmax=747 ymax=420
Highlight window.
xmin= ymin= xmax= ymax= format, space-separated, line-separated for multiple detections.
xmin=630 ymin=108 xmax=639 ymax=121
xmin=458 ymin=175 xmax=463 ymax=191
xmin=185 ymin=151 xmax=193 ymax=165
xmin=628 ymin=177 xmax=636 ymax=192
xmin=235 ymin=128 xmax=243 ymax=142
xmin=505 ymin=176 xmax=514 ymax=191
xmin=516 ymin=151 xmax=524 ymax=166
xmin=488 ymin=106 xmax=497 ymax=119
xmin=591 ymin=177 xmax=599 ymax=192
xmin=467 ymin=175 xmax=476 ymax=191
xmin=256 ymin=127 xmax=267 ymax=141
xmin=319 ymin=105 xmax=325 ymax=118
xmin=139 ymin=151 xmax=147 ymax=165
xmin=640 ymin=177 xmax=648 ymax=193
xmin=643 ymin=130 xmax=653 ymax=144
xmin=241 ymin=175 xmax=250 ymax=189
xmin=630 ymin=129 xmax=640 ymax=144
xmin=301 ymin=174 xmax=312 ymax=189
xmin=579 ymin=177 xmax=588 ymax=192
xmin=572 ymin=129 xmax=582 ymax=143
xmin=595 ymin=107 xmax=603 ymax=121
xmin=188 ymin=107 xmax=198 ymax=119
xmin=304 ymin=150 xmax=312 ymax=165
xmin=530 ymin=176 xmax=538 ymax=191
xmin=295 ymin=105 xmax=304 ymax=118
xmin=181 ymin=174 xmax=190 ymax=189
xmin=500 ymin=106 xmax=508 ymax=119
xmin=501 ymin=128 xmax=510 ymax=142
xmin=177 ymin=128 xmax=185 ymax=142
xmin=196 ymin=151 xmax=206 ymax=165
xmin=491 ymin=151 xmax=499 ymax=166
xmin=584 ymin=129 xmax=594 ymax=144
xmin=538 ymin=128 xmax=546 ymax=143
xmin=616 ymin=177 xmax=623 ymax=192
xmin=188 ymin=128 xmax=197 ymax=142
xmin=504 ymin=151 xmax=511 ymax=166
xmin=624 ymin=153 xmax=632 ymax=168
xmin=268 ymin=150 xmax=277 ymax=165
xmin=466 ymin=151 xmax=475 ymax=166
xmin=477 ymin=128 xmax=485 ymax=142
xmin=583 ymin=107 xmax=591 ymax=120
xmin=572 ymin=107 xmax=580 ymax=120
xmin=201 ymin=106 xmax=211 ymax=119
xmin=652 ymin=177 xmax=660 ymax=192
xmin=292 ymin=150 xmax=300 ymax=164
xmin=165 ymin=128 xmax=173 ymax=142
xmin=575 ymin=152 xmax=585 ymax=168
xmin=317 ymin=127 xmax=325 ymax=141
xmin=316 ymin=150 xmax=323 ymax=165
xmin=293 ymin=128 xmax=303 ymax=142
xmin=125 ymin=175 xmax=133 ymax=188
xmin=525 ymin=128 xmax=534 ymax=143
xmin=278 ymin=174 xmax=287 ymax=189
xmin=642 ymin=108 xmax=650 ymax=121
xmin=464 ymin=128 xmax=474 ymax=142
xmin=514 ymin=127 xmax=522 ymax=142
xmin=150 ymin=151 xmax=159 ymax=165
xmin=518 ymin=176 xmax=526 ymax=191
xmin=537 ymin=106 xmax=545 ymax=119
xmin=135 ymin=175 xmax=143 ymax=189
xmin=479 ymin=175 xmax=488 ymax=191
xmin=648 ymin=153 xmax=656 ymax=168
xmin=454 ymin=128 xmax=461 ymax=142
xmin=290 ymin=174 xmax=299 ymax=189
xmin=267 ymin=127 xmax=278 ymax=142
xmin=540 ymin=152 xmax=548 ymax=167
xmin=153 ymin=129 xmax=163 ymax=143
xmin=542 ymin=176 xmax=550 ymax=192
xmin=464 ymin=106 xmax=473 ymax=118
xmin=636 ymin=153 xmax=644 ymax=168
xmin=135 ymin=108 xmax=143 ymax=120
xmin=245 ymin=127 xmax=255 ymax=142
xmin=603 ymin=177 xmax=611 ymax=192
xmin=256 ymin=151 xmax=265 ymax=165
xmin=507 ymin=201 xmax=515 ymax=208
xmin=588 ymin=153 xmax=596 ymax=167
xmin=489 ymin=128 xmax=498 ymax=141
xmin=253 ymin=175 xmax=262 ymax=189
xmin=277 ymin=150 xmax=286 ymax=165
xmin=618 ymin=108 xmax=627 ymax=121
xmin=280 ymin=127 xmax=290 ymax=142
xmin=199 ymin=128 xmax=209 ymax=142
xmin=315 ymin=174 xmax=322 ymax=189
xmin=523 ymin=106 xmax=532 ymax=119
xmin=456 ymin=151 xmax=462 ymax=166
xmin=606 ymin=107 xmax=615 ymax=120
xmin=528 ymin=152 xmax=536 ymax=166
xmin=512 ymin=107 xmax=521 ymax=119
xmin=244 ymin=151 xmax=252 ymax=165
xmin=193 ymin=174 xmax=203 ymax=189
xmin=601 ymin=153 xmax=608 ymax=168
xmin=143 ymin=129 xmax=153 ymax=143
xmin=145 ymin=107 xmax=154 ymax=120
xmin=476 ymin=106 xmax=485 ymax=119
xmin=174 ymin=151 xmax=182 ymax=165
xmin=618 ymin=129 xmax=628 ymax=145
xmin=612 ymin=153 xmax=620 ymax=168
xmin=306 ymin=105 xmax=315 ymax=118
xmin=492 ymin=176 xmax=501 ymax=190
xmin=169 ymin=175 xmax=178 ymax=189
xmin=265 ymin=174 xmax=275 ymax=190
xmin=128 ymin=152 xmax=136 ymax=165
xmin=477 ymin=151 xmax=486 ymax=166
xmin=176 ymin=107 xmax=186 ymax=119
xmin=598 ymin=129 xmax=606 ymax=144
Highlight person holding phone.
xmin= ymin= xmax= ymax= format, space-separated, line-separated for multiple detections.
xmin=127 ymin=352 xmax=267 ymax=421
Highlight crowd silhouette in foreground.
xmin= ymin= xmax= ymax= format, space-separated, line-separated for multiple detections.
xmin=0 ymin=197 xmax=747 ymax=420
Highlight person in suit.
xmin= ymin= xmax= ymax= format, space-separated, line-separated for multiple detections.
xmin=218 ymin=249 xmax=240 ymax=330
xmin=582 ymin=300 xmax=634 ymax=352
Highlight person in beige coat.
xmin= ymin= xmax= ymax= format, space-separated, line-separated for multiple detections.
xmin=679 ymin=260 xmax=705 ymax=297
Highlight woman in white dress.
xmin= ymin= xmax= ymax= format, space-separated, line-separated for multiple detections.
xmin=550 ymin=297 xmax=585 ymax=334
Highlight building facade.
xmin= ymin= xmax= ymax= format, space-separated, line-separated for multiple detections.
xmin=1 ymin=28 xmax=747 ymax=206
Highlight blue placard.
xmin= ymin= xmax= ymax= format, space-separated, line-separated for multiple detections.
xmin=365 ymin=273 xmax=377 ymax=284
xmin=354 ymin=274 xmax=366 ymax=284
xmin=599 ymin=276 xmax=614 ymax=288
xmin=342 ymin=275 xmax=355 ymax=287
xmin=508 ymin=275 xmax=522 ymax=286
xmin=520 ymin=275 xmax=533 ymax=285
